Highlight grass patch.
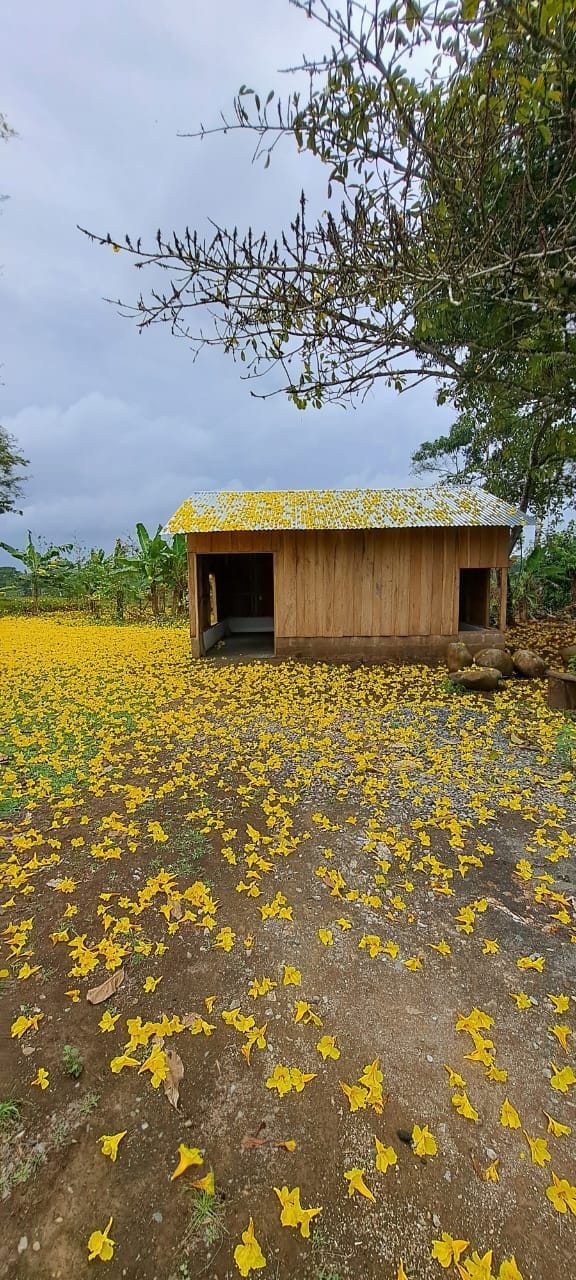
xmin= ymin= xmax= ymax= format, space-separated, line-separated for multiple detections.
xmin=0 ymin=1098 xmax=21 ymax=1130
xmin=183 ymin=1189 xmax=226 ymax=1250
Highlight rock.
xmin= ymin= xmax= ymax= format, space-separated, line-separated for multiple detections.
xmin=446 ymin=641 xmax=473 ymax=672
xmin=512 ymin=648 xmax=546 ymax=678
xmin=152 ymin=1212 xmax=163 ymax=1224
xmin=475 ymin=647 xmax=514 ymax=677
xmin=451 ymin=667 xmax=502 ymax=692
xmin=17 ymin=1238 xmax=28 ymax=1255
xmin=560 ymin=644 xmax=576 ymax=666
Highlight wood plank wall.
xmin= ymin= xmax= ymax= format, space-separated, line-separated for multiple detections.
xmin=186 ymin=527 xmax=509 ymax=639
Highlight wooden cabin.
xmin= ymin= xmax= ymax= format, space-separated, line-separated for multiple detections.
xmin=164 ymin=487 xmax=527 ymax=662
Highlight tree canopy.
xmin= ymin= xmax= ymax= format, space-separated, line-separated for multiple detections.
xmin=84 ymin=0 xmax=576 ymax=414
xmin=0 ymin=425 xmax=27 ymax=516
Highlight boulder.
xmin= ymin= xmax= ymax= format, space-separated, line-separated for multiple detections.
xmin=475 ymin=647 xmax=514 ymax=678
xmin=560 ymin=644 xmax=576 ymax=666
xmin=451 ymin=667 xmax=502 ymax=692
xmin=512 ymin=648 xmax=547 ymax=679
xmin=446 ymin=641 xmax=473 ymax=672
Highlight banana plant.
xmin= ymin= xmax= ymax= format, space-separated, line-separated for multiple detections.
xmin=162 ymin=532 xmax=188 ymax=616
xmin=123 ymin=523 xmax=168 ymax=618
xmin=0 ymin=531 xmax=72 ymax=611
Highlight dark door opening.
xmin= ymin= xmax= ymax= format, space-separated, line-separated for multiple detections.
xmin=458 ymin=568 xmax=491 ymax=629
xmin=197 ymin=553 xmax=274 ymax=655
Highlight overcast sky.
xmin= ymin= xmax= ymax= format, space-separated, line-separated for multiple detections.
xmin=1 ymin=0 xmax=453 ymax=555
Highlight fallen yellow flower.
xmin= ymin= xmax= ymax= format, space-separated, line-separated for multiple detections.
xmin=233 ymin=1217 xmax=266 ymax=1276
xmin=87 ymin=1216 xmax=115 ymax=1262
xmin=171 ymin=1143 xmax=204 ymax=1181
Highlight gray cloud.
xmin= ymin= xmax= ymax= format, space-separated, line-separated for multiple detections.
xmin=1 ymin=0 xmax=451 ymax=557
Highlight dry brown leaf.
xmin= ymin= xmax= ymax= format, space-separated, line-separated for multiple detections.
xmin=182 ymin=1013 xmax=197 ymax=1029
xmin=241 ymin=1135 xmax=268 ymax=1151
xmin=86 ymin=968 xmax=125 ymax=1005
xmin=164 ymin=1048 xmax=184 ymax=1109
xmin=170 ymin=899 xmax=183 ymax=920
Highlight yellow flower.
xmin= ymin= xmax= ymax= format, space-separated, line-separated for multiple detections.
xmin=451 ymin=1091 xmax=479 ymax=1122
xmin=192 ymin=1171 xmax=215 ymax=1195
xmin=316 ymin=1034 xmax=340 ymax=1061
xmin=344 ymin=1167 xmax=375 ymax=1202
xmin=233 ymin=1217 xmax=266 ymax=1276
xmin=214 ymin=926 xmax=235 ymax=951
xmin=374 ymin=1137 xmax=397 ymax=1173
xmin=499 ymin=1098 xmax=521 ymax=1129
xmin=546 ymin=1170 xmax=576 ymax=1215
xmin=484 ymin=1159 xmax=499 ymax=1182
xmin=543 ymin=1111 xmax=571 ymax=1137
xmin=98 ymin=1131 xmax=127 ymax=1162
xmin=31 ymin=1067 xmax=49 ymax=1090
xmin=283 ymin=965 xmax=301 ymax=986
xmin=517 ymin=954 xmax=544 ymax=972
xmin=318 ymin=928 xmax=333 ymax=946
xmin=274 ymin=1185 xmax=322 ymax=1237
xmin=171 ymin=1143 xmax=204 ymax=1181
xmin=444 ymin=1065 xmax=465 ymax=1088
xmin=497 ymin=1259 xmax=524 ymax=1280
xmin=431 ymin=1232 xmax=469 ymax=1269
xmin=340 ymin=1081 xmax=368 ymax=1112
xmin=143 ymin=975 xmax=162 ymax=992
xmin=550 ymin=1062 xmax=576 ymax=1093
xmin=510 ymin=992 xmax=533 ymax=1010
xmin=412 ymin=1123 xmax=438 ymax=1157
xmin=548 ymin=993 xmax=570 ymax=1014
xmin=98 ymin=1010 xmax=120 ymax=1032
xmin=266 ymin=1064 xmax=293 ymax=1097
xmin=523 ymin=1131 xmax=550 ymax=1167
xmin=549 ymin=1024 xmax=572 ymax=1052
xmin=455 ymin=1250 xmax=494 ymax=1280
xmin=87 ymin=1216 xmax=115 ymax=1262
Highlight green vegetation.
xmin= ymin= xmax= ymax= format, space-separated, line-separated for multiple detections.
xmin=0 ymin=1098 xmax=21 ymax=1130
xmin=62 ymin=1044 xmax=84 ymax=1079
xmin=184 ymin=1190 xmax=226 ymax=1249
xmin=0 ymin=523 xmax=188 ymax=621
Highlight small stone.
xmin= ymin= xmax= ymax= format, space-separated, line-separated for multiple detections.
xmin=141 ymin=1122 xmax=149 ymax=1131
xmin=17 ymin=1238 xmax=28 ymax=1255
xmin=426 ymin=1054 xmax=433 ymax=1063
xmin=432 ymin=1213 xmax=441 ymax=1228
xmin=152 ymin=1212 xmax=163 ymax=1224
xmin=444 ymin=1170 xmax=452 ymax=1183
xmin=486 ymin=1148 xmax=497 ymax=1161
xmin=32 ymin=1242 xmax=40 ymax=1252
xmin=184 ymin=1118 xmax=193 ymax=1128
xmin=55 ymin=1217 xmax=63 ymax=1225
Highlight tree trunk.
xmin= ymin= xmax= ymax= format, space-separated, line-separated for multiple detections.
xmin=32 ymin=577 xmax=39 ymax=614
xmin=116 ymin=590 xmax=124 ymax=621
xmin=150 ymin=582 xmax=160 ymax=619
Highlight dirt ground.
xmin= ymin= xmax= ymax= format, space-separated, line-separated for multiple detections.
xmin=0 ymin=617 xmax=575 ymax=1280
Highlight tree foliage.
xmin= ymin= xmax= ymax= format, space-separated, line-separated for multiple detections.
xmin=0 ymin=425 xmax=27 ymax=516
xmin=412 ymin=349 xmax=576 ymax=528
xmin=84 ymin=0 xmax=576 ymax=412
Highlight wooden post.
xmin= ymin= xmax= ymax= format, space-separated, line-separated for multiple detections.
xmin=499 ymin=567 xmax=508 ymax=633
xmin=186 ymin=536 xmax=201 ymax=657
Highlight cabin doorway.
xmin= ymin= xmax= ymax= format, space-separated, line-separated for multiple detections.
xmin=458 ymin=568 xmax=491 ymax=629
xmin=196 ymin=553 xmax=275 ymax=656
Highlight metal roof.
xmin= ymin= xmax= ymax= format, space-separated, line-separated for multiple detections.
xmin=164 ymin=487 xmax=529 ymax=534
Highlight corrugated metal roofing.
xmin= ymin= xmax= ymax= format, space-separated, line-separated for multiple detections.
xmin=164 ymin=487 xmax=528 ymax=534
